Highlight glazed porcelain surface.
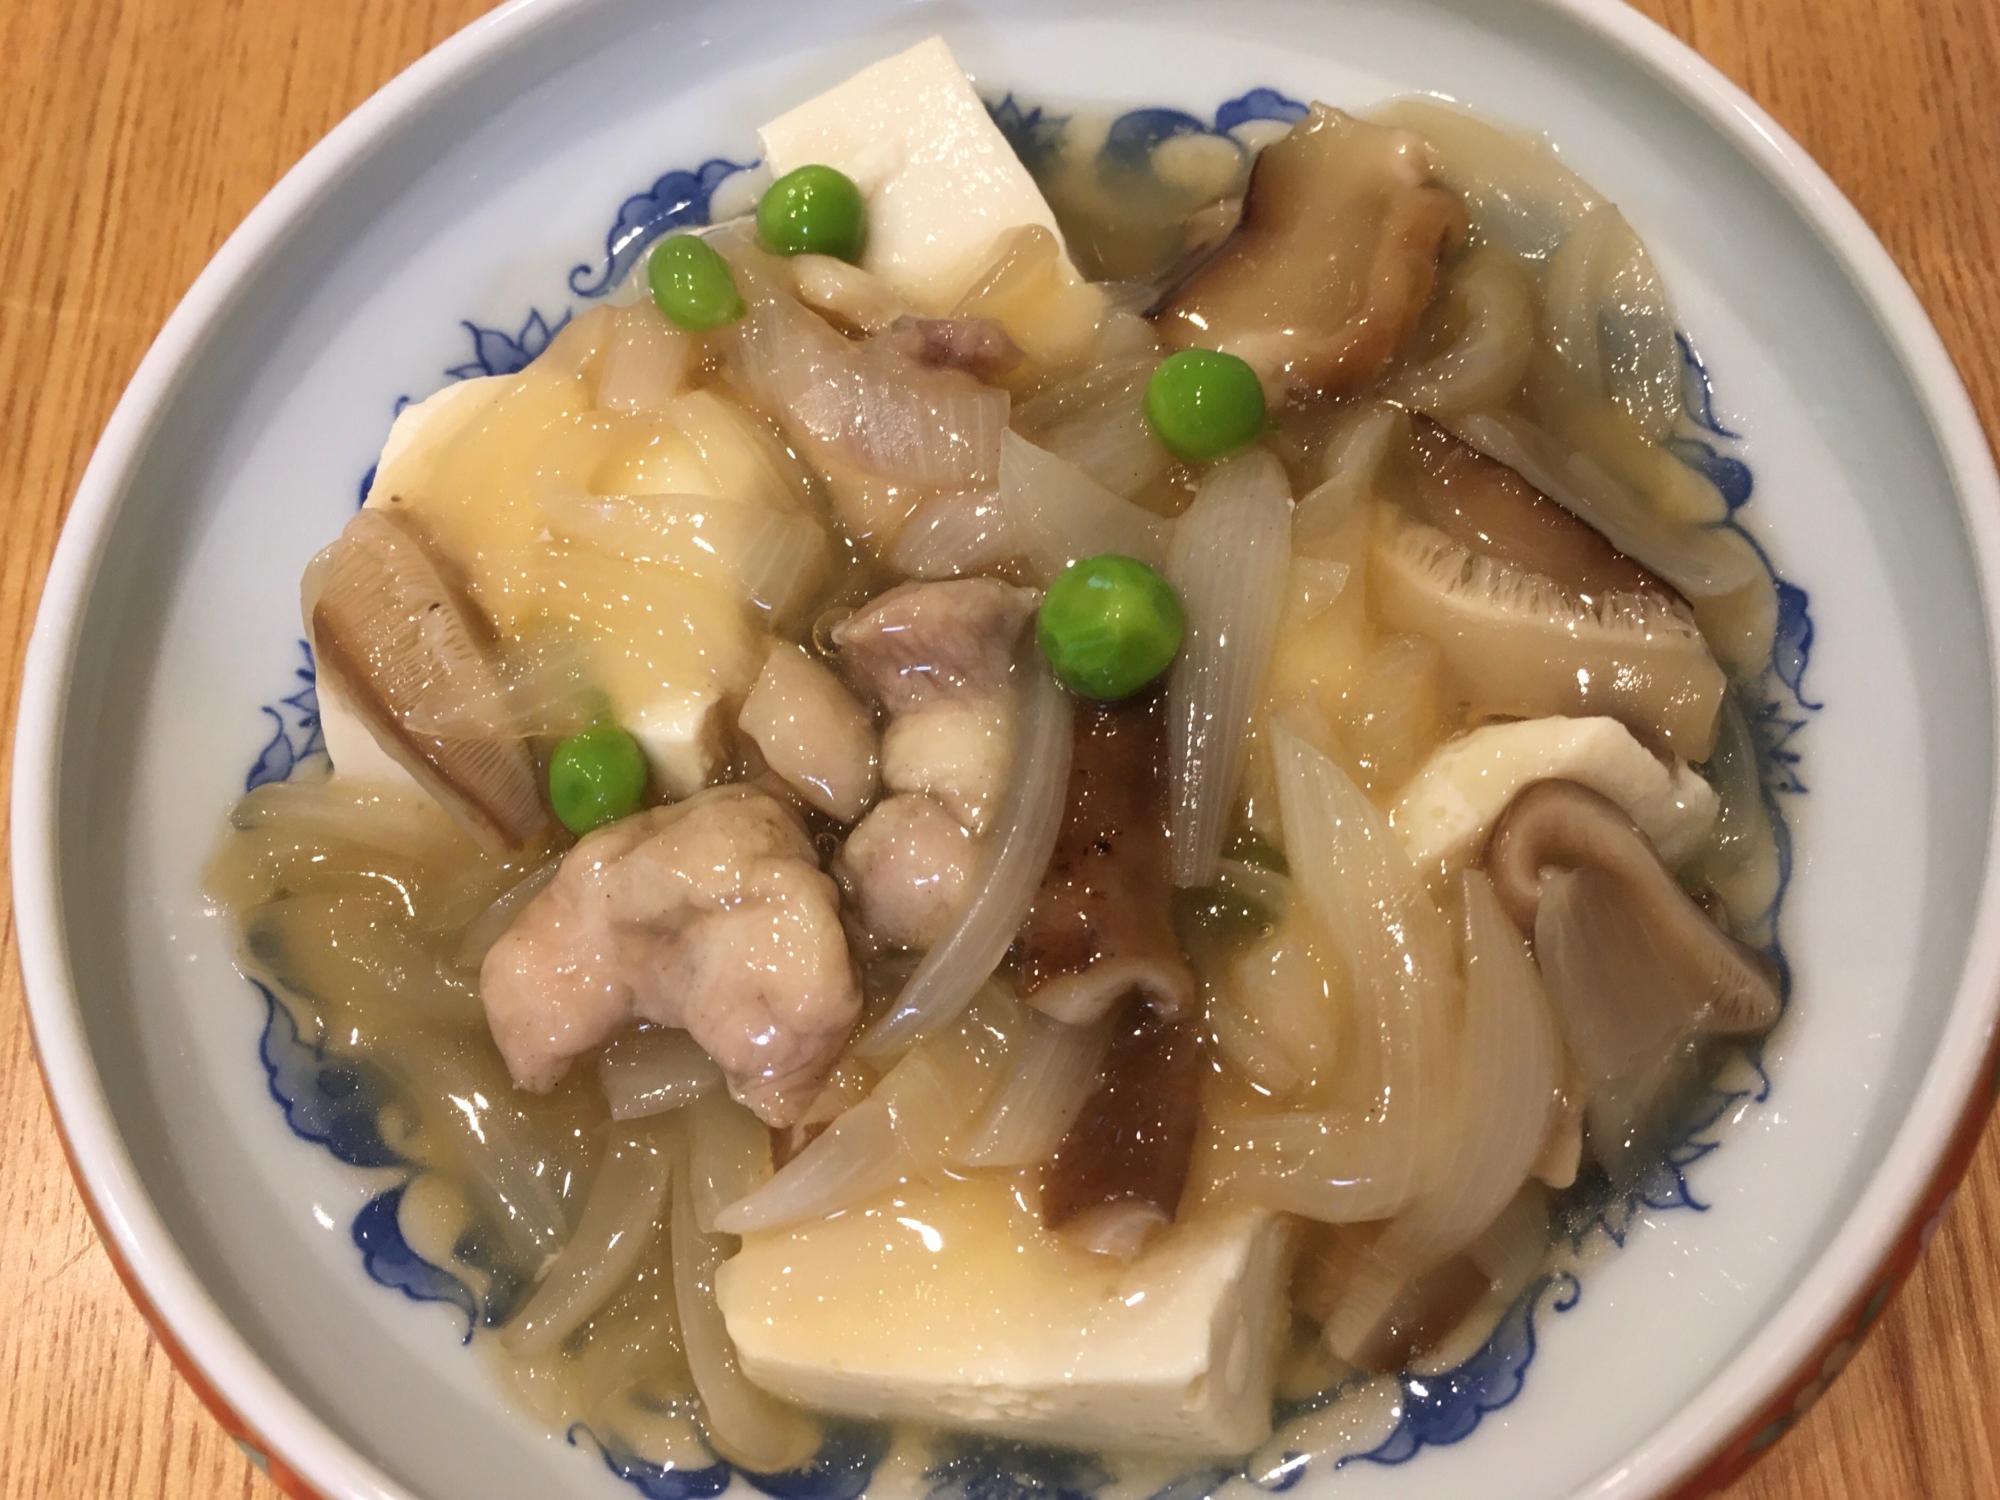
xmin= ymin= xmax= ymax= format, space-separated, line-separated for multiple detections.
xmin=14 ymin=2 xmax=2000 ymax=1500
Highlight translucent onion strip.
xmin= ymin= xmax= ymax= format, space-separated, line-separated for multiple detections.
xmin=1259 ymin=723 xmax=1460 ymax=1217
xmin=503 ymin=1133 xmax=670 ymax=1354
xmin=1374 ymin=871 xmax=1560 ymax=1268
xmin=1543 ymin=205 xmax=1682 ymax=441
xmin=719 ymin=989 xmax=1020 ymax=1231
xmin=410 ymin=1052 xmax=571 ymax=1268
xmin=598 ymin=1028 xmax=726 ymax=1121
xmin=455 ymin=856 xmax=559 ymax=968
xmin=890 ymin=488 xmax=1019 ymax=580
xmin=685 ymin=1093 xmax=774 ymax=1234
xmin=856 ymin=655 xmax=1073 ymax=1058
xmin=1167 ymin=450 xmax=1293 ymax=885
xmin=669 ymin=1136 xmax=819 ymax=1472
xmin=998 ymin=431 xmax=1171 ymax=585
xmin=1385 ymin=250 xmax=1535 ymax=418
xmin=726 ymin=254 xmax=1007 ymax=491
xmin=957 ymin=1012 xmax=1112 ymax=1168
xmin=711 ymin=1098 xmax=903 ymax=1235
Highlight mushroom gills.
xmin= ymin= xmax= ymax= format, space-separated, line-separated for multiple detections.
xmin=1372 ymin=518 xmax=1727 ymax=760
xmin=1154 ymin=104 xmax=1466 ymax=404
xmin=305 ymin=508 xmax=550 ymax=852
xmin=1487 ymin=781 xmax=1781 ymax=1179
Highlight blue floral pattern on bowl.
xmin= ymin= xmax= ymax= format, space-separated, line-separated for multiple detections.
xmin=238 ymin=85 xmax=1819 ymax=1500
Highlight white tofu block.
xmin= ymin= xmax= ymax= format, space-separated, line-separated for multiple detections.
xmin=627 ymin=683 xmax=727 ymax=799
xmin=717 ymin=1174 xmax=1293 ymax=1455
xmin=758 ymin=37 xmax=1073 ymax=314
xmin=362 ymin=375 xmax=504 ymax=508
xmin=1390 ymin=715 xmax=1720 ymax=877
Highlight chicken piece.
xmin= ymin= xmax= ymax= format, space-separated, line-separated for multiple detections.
xmin=870 ymin=315 xmax=1025 ymax=383
xmin=833 ymin=578 xmax=1037 ymax=834
xmin=834 ymin=793 xmax=976 ymax=951
xmin=880 ymin=697 xmax=1012 ymax=834
xmin=479 ymin=785 xmax=860 ymax=1125
xmin=739 ymin=642 xmax=880 ymax=822
xmin=832 ymin=578 xmax=1038 ymax=710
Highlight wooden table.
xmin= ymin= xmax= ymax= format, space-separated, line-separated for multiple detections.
xmin=2 ymin=1 xmax=1997 ymax=1495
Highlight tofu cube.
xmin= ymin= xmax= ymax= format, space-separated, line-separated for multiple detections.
xmin=717 ymin=1173 xmax=1293 ymax=1455
xmin=758 ymin=37 xmax=1075 ymax=315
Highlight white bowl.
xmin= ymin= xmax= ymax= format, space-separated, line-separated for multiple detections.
xmin=14 ymin=1 xmax=2000 ymax=1498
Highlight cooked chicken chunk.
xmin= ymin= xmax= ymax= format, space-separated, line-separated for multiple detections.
xmin=881 ymin=697 xmax=1012 ymax=834
xmin=740 ymin=641 xmax=880 ymax=822
xmin=479 ymin=785 xmax=860 ymax=1125
xmin=833 ymin=578 xmax=1037 ymax=710
xmin=835 ymin=793 xmax=976 ymax=952
xmin=834 ymin=578 xmax=1036 ymax=837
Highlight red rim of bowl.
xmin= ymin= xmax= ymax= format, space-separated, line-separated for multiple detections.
xmin=11 ymin=1 xmax=2000 ymax=1497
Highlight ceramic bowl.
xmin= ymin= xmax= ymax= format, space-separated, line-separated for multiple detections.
xmin=14 ymin=1 xmax=2000 ymax=1498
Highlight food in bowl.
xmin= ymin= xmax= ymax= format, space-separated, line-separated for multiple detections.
xmin=205 ymin=35 xmax=1792 ymax=1482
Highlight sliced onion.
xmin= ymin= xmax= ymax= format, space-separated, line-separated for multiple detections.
xmin=669 ymin=1134 xmax=819 ymax=1471
xmin=1204 ymin=1109 xmax=1428 ymax=1222
xmin=1226 ymin=917 xmax=1338 ymax=1089
xmin=1466 ymin=1181 xmax=1551 ymax=1295
xmin=957 ymin=1011 xmax=1112 ymax=1168
xmin=1166 ymin=450 xmax=1292 ymax=885
xmin=1014 ymin=355 xmax=1169 ymax=500
xmin=856 ymin=654 xmax=1073 ymax=1058
xmin=684 ymin=1092 xmax=774 ymax=1235
xmin=539 ymin=490 xmax=828 ymax=620
xmin=411 ymin=1051 xmax=569 ymax=1267
xmin=455 ymin=857 xmax=559 ymax=968
xmin=877 ymin=981 xmax=1021 ymax=1179
xmin=1543 ymin=205 xmax=1681 ymax=442
xmin=1372 ymin=871 xmax=1559 ymax=1268
xmin=1448 ymin=411 xmax=1760 ymax=598
xmin=998 ymin=431 xmax=1171 ymax=585
xmin=725 ymin=255 xmax=1008 ymax=491
xmin=1385 ymin=250 xmax=1535 ymax=417
xmin=1259 ymin=723 xmax=1460 ymax=1218
xmin=597 ymin=302 xmax=695 ymax=413
xmin=1293 ymin=403 xmax=1407 ymax=545
xmin=710 ymin=1096 xmax=904 ymax=1234
xmin=1688 ymin=692 xmax=1782 ymax=932
xmin=503 ymin=1132 xmax=670 ymax=1353
xmin=890 ymin=488 xmax=1019 ymax=580
xmin=598 ymin=1028 xmax=726 ymax=1121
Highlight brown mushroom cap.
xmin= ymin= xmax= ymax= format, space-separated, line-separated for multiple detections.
xmin=1016 ymin=691 xmax=1199 ymax=1023
xmin=1153 ymin=104 xmax=1466 ymax=405
xmin=1487 ymin=779 xmax=1780 ymax=1039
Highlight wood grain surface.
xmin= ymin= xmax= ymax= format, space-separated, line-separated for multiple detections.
xmin=2 ymin=1 xmax=1997 ymax=1497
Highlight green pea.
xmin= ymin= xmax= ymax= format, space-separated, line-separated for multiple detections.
xmin=1143 ymin=349 xmax=1267 ymax=462
xmin=549 ymin=725 xmax=649 ymax=835
xmin=756 ymin=164 xmax=867 ymax=262
xmin=1038 ymin=555 xmax=1186 ymax=701
xmin=648 ymin=234 xmax=746 ymax=332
